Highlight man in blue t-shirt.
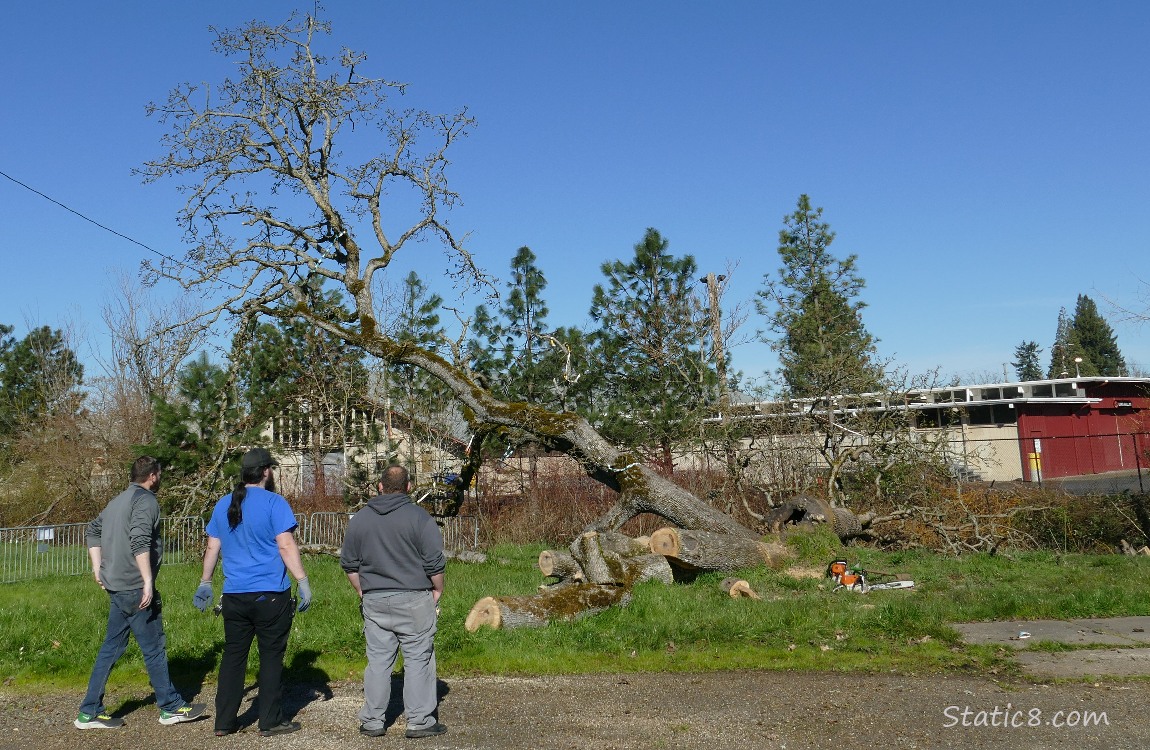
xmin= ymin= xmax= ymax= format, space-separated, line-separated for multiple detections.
xmin=196 ymin=448 xmax=312 ymax=737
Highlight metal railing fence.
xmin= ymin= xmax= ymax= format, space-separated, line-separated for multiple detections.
xmin=0 ymin=517 xmax=204 ymax=584
xmin=1 ymin=513 xmax=479 ymax=584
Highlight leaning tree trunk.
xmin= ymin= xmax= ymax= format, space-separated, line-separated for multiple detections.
xmin=353 ymin=336 xmax=757 ymax=538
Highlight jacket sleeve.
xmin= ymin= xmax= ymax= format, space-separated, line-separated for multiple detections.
xmin=85 ymin=513 xmax=103 ymax=548
xmin=339 ymin=519 xmax=361 ymax=573
xmin=128 ymin=491 xmax=159 ymax=557
xmin=419 ymin=517 xmax=446 ymax=576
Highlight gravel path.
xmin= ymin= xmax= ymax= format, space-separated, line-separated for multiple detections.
xmin=3 ymin=670 xmax=1148 ymax=750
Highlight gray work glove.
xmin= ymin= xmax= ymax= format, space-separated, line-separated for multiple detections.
xmin=296 ymin=576 xmax=312 ymax=613
xmin=193 ymin=581 xmax=214 ymax=612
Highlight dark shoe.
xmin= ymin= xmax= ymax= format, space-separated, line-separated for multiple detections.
xmin=214 ymin=728 xmax=237 ymax=736
xmin=405 ymin=722 xmax=448 ymax=738
xmin=359 ymin=724 xmax=387 ymax=737
xmin=259 ymin=721 xmax=301 ymax=737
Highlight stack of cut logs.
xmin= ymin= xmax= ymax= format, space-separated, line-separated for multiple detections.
xmin=464 ymin=527 xmax=790 ymax=631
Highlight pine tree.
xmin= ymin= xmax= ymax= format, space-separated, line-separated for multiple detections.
xmin=143 ymin=352 xmax=252 ymax=507
xmin=757 ymin=195 xmax=881 ymax=398
xmin=467 ymin=247 xmax=555 ymax=405
xmin=590 ymin=228 xmax=712 ymax=470
xmin=387 ymin=271 xmax=454 ymax=476
xmin=0 ymin=325 xmax=84 ymax=441
xmin=1047 ymin=307 xmax=1074 ymax=378
xmin=1070 ymin=294 xmax=1126 ymax=376
xmin=1012 ymin=340 xmax=1044 ymax=381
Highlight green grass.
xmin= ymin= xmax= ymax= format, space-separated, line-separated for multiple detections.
xmin=3 ymin=535 xmax=1150 ymax=692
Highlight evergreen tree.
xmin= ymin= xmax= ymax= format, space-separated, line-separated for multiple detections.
xmin=387 ymin=271 xmax=454 ymax=475
xmin=1047 ymin=307 xmax=1074 ymax=378
xmin=0 ymin=325 xmax=84 ymax=440
xmin=1012 ymin=340 xmax=1044 ymax=381
xmin=590 ymin=228 xmax=712 ymax=470
xmin=1070 ymin=294 xmax=1126 ymax=376
xmin=466 ymin=247 xmax=554 ymax=405
xmin=143 ymin=352 xmax=252 ymax=508
xmin=498 ymin=247 xmax=550 ymax=402
xmin=757 ymin=195 xmax=881 ymax=398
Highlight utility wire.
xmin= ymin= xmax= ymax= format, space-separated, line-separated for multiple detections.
xmin=0 ymin=168 xmax=189 ymax=272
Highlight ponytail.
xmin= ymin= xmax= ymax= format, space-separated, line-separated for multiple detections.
xmin=227 ymin=464 xmax=269 ymax=529
xmin=227 ymin=481 xmax=247 ymax=529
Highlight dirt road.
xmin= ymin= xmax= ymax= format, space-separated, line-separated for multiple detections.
xmin=3 ymin=670 xmax=1148 ymax=750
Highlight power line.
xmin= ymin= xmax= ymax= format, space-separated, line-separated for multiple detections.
xmin=0 ymin=168 xmax=188 ymax=271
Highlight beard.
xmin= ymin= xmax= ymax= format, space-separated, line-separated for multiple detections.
xmin=265 ymin=473 xmax=276 ymax=494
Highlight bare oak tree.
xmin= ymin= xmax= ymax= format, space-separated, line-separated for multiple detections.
xmin=140 ymin=13 xmax=750 ymax=539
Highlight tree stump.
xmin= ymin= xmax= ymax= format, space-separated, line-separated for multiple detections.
xmin=720 ymin=578 xmax=762 ymax=599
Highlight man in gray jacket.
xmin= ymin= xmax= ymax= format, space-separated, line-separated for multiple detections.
xmin=75 ymin=456 xmax=205 ymax=729
xmin=341 ymin=465 xmax=446 ymax=738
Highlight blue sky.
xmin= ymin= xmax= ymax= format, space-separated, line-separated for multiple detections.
xmin=3 ymin=1 xmax=1149 ymax=388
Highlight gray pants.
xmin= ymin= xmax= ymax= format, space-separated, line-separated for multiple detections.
xmin=360 ymin=590 xmax=439 ymax=732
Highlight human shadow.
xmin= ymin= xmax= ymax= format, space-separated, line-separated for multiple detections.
xmin=222 ymin=648 xmax=334 ymax=730
xmin=110 ymin=643 xmax=222 ymax=720
xmin=379 ymin=674 xmax=452 ymax=730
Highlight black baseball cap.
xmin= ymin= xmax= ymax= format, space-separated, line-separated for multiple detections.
xmin=241 ymin=447 xmax=278 ymax=469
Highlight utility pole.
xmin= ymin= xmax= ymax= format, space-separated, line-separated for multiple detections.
xmin=701 ymin=273 xmax=729 ymax=411
xmin=700 ymin=273 xmax=735 ymax=485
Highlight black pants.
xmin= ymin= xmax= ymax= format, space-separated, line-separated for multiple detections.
xmin=214 ymin=590 xmax=294 ymax=732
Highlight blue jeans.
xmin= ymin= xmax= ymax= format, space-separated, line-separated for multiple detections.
xmin=360 ymin=590 xmax=438 ymax=732
xmin=79 ymin=588 xmax=185 ymax=717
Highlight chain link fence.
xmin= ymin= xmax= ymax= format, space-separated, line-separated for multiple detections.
xmin=1 ymin=513 xmax=479 ymax=584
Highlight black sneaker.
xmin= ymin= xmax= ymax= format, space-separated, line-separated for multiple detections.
xmin=359 ymin=724 xmax=387 ymax=737
xmin=159 ymin=702 xmax=207 ymax=725
xmin=259 ymin=721 xmax=301 ymax=737
xmin=74 ymin=711 xmax=124 ymax=730
xmin=405 ymin=722 xmax=448 ymax=739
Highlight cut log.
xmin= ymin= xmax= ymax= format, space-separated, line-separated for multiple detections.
xmin=1120 ymin=539 xmax=1150 ymax=556
xmin=591 ymin=530 xmax=653 ymax=557
xmin=464 ymin=582 xmax=632 ymax=632
xmin=538 ymin=550 xmax=584 ymax=580
xmin=570 ymin=531 xmax=673 ymax=585
xmin=720 ymin=578 xmax=762 ymax=599
xmin=763 ymin=495 xmax=866 ymax=541
xmin=648 ymin=527 xmax=792 ymax=572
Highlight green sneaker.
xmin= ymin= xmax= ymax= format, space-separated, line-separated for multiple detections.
xmin=158 ymin=702 xmax=207 ymax=725
xmin=74 ymin=711 xmax=125 ymax=729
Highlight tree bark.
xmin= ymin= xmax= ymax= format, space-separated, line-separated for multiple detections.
xmin=538 ymin=549 xmax=583 ymax=580
xmin=762 ymin=495 xmax=867 ymax=541
xmin=464 ymin=583 xmax=632 ymax=632
xmin=648 ymin=527 xmax=792 ymax=572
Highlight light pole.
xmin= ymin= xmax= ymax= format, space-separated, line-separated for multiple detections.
xmin=1074 ymin=357 xmax=1082 ymax=379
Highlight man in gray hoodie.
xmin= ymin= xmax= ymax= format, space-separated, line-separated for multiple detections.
xmin=75 ymin=456 xmax=205 ymax=729
xmin=341 ymin=465 xmax=446 ymax=738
